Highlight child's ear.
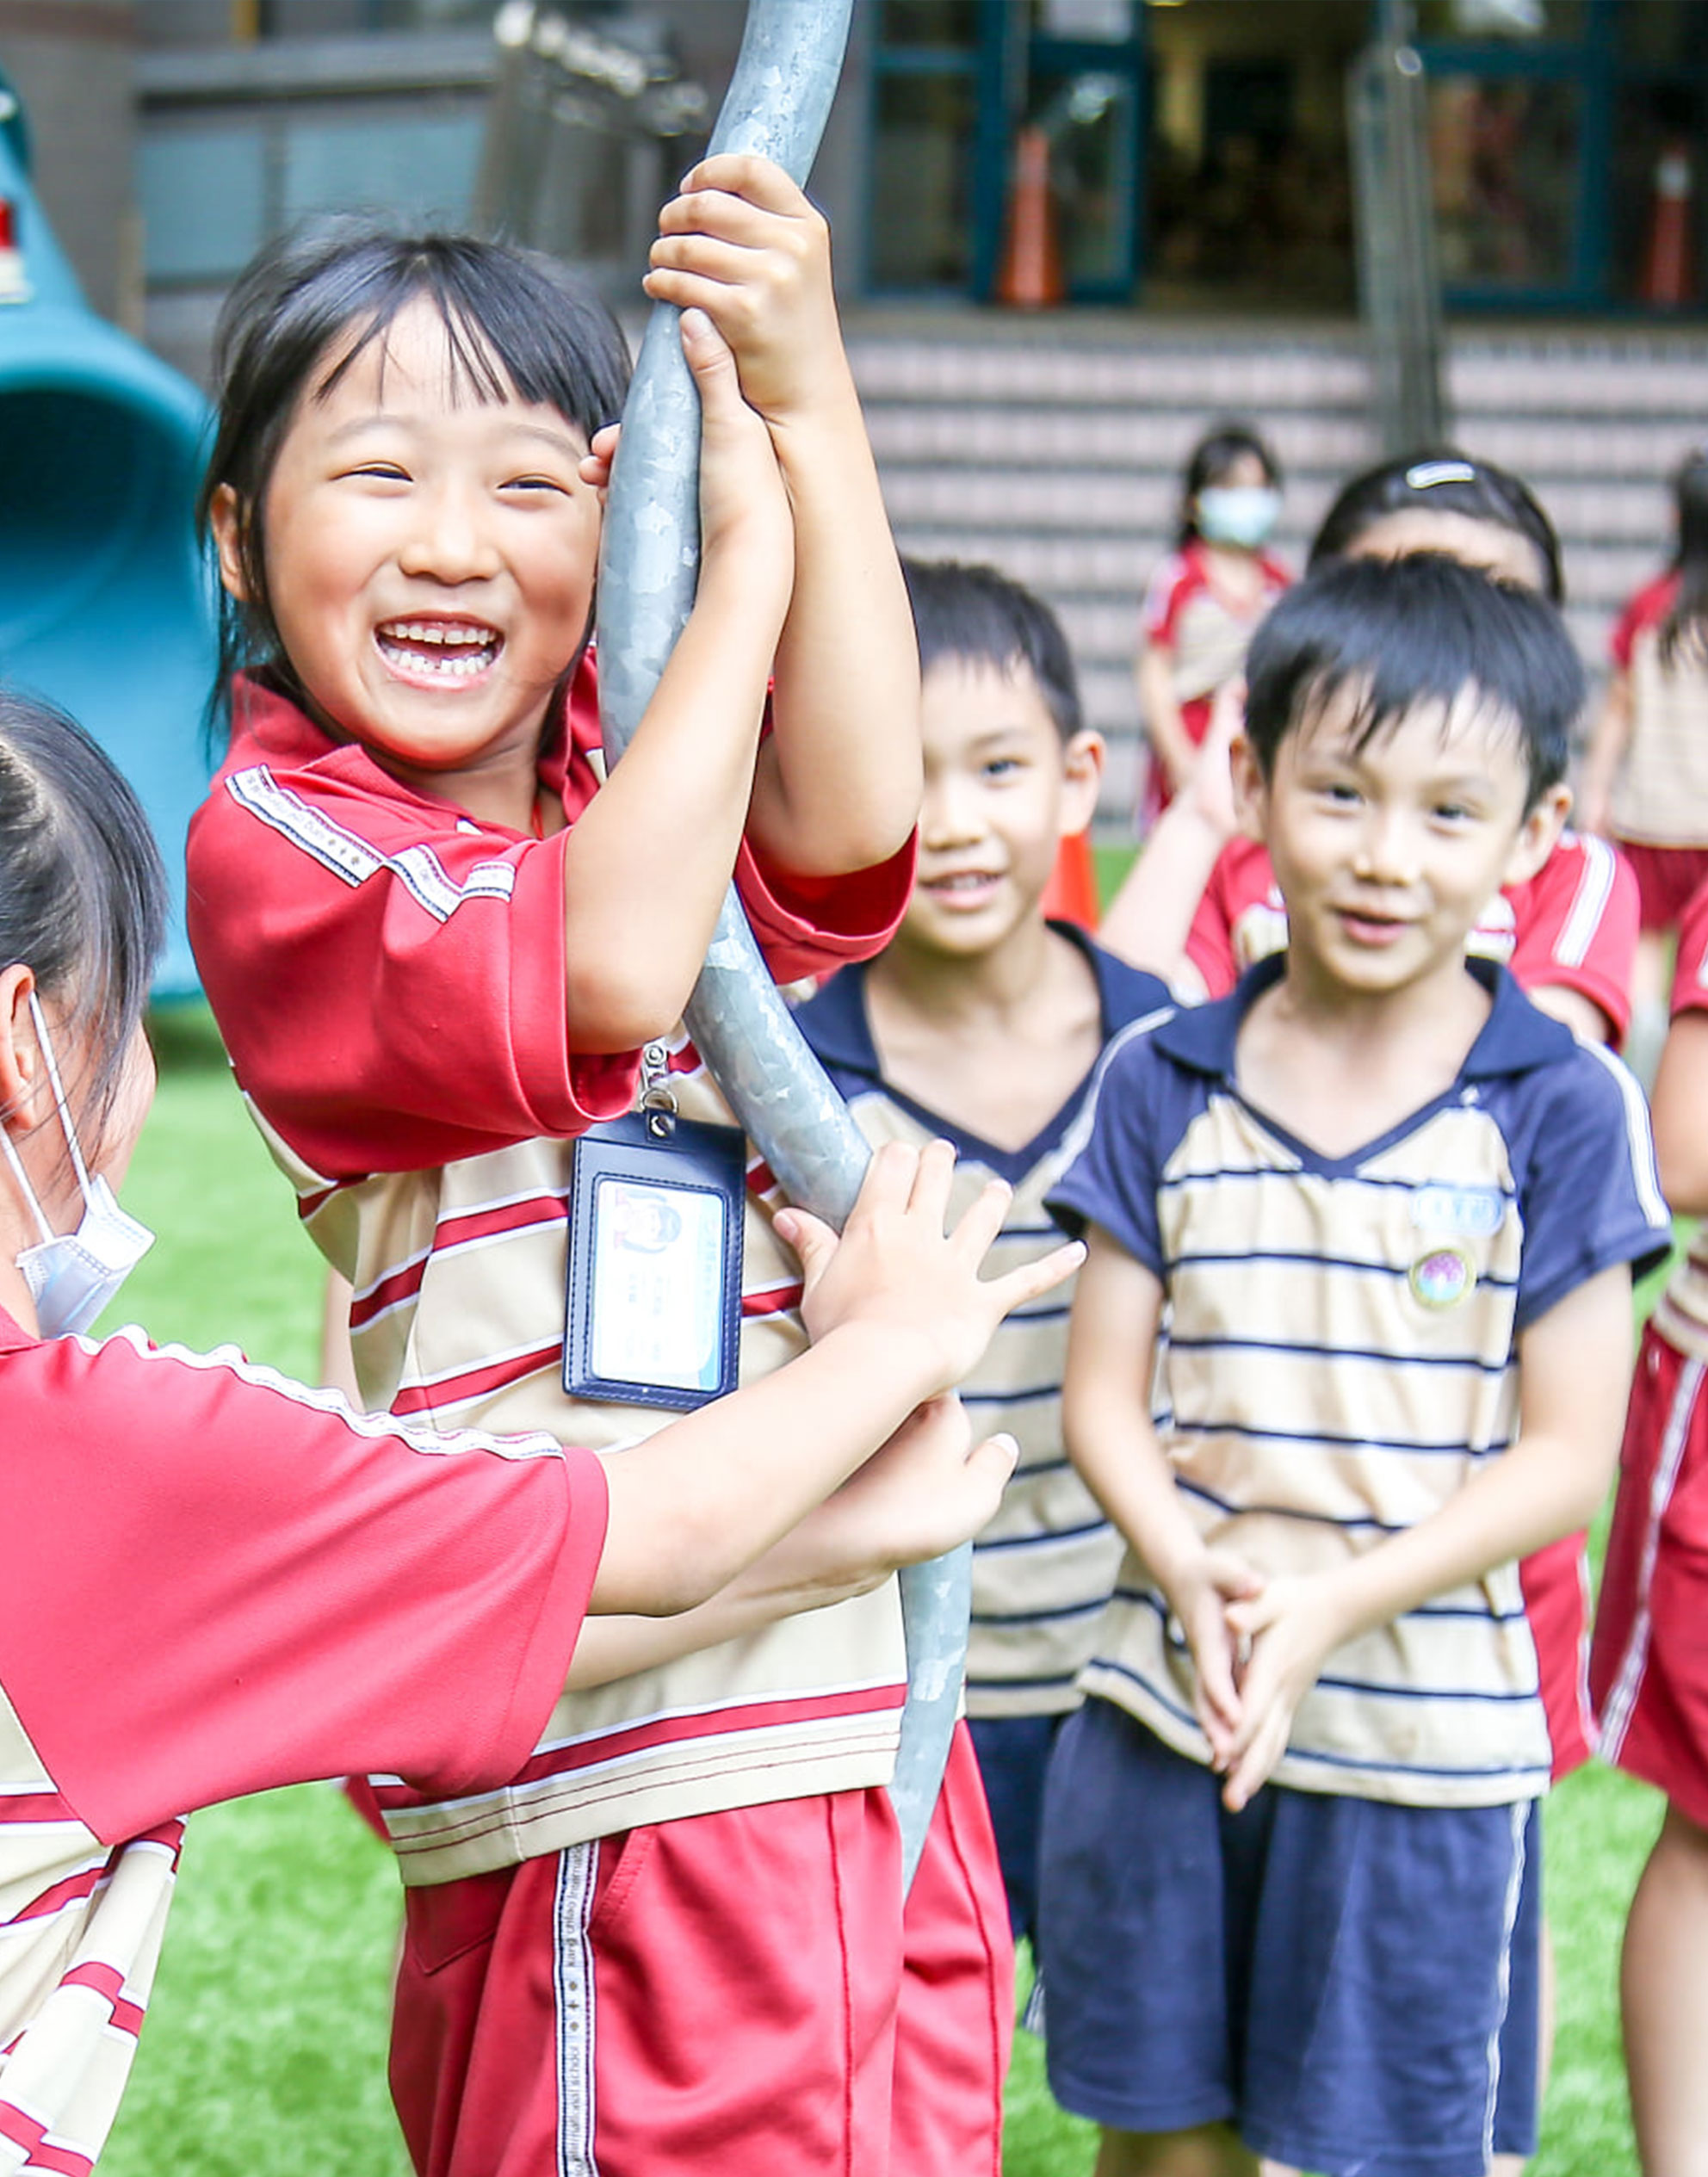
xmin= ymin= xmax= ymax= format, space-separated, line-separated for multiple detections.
xmin=207 ymin=484 xmax=251 ymax=603
xmin=1057 ymin=730 xmax=1105 ymax=839
xmin=0 ymin=963 xmax=40 ymax=1129
xmin=1504 ymin=781 xmax=1572 ymax=889
xmin=1228 ymin=733 xmax=1268 ymax=843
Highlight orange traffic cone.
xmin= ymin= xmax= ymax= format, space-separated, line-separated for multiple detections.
xmin=1043 ymin=829 xmax=1099 ymax=931
xmin=1640 ymin=141 xmax=1696 ymax=311
xmin=996 ymin=125 xmax=1063 ymax=309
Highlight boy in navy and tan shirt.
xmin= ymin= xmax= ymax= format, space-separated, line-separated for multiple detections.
xmin=1043 ymin=554 xmax=1670 ymax=2177
xmin=797 ymin=560 xmax=1171 ymax=1947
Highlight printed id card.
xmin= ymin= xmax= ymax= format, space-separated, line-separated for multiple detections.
xmin=564 ymin=1110 xmax=746 ymax=1411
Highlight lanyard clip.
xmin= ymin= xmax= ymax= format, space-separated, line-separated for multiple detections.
xmin=640 ymin=1041 xmax=678 ymax=1139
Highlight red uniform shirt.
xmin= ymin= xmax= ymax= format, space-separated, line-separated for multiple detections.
xmin=1183 ymin=831 xmax=1638 ymax=1041
xmin=0 ymin=1308 xmax=606 ymax=2174
xmin=186 ymin=661 xmax=915 ymax=1181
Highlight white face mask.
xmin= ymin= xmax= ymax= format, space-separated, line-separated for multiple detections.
xmin=0 ymin=994 xmax=153 ymax=1339
xmin=1196 ymin=485 xmax=1283 ymax=550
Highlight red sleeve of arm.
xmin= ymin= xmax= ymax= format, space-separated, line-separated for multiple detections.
xmin=0 ymin=1330 xmax=608 ymax=1845
xmin=733 ymin=831 xmax=918 ymax=983
xmin=188 ymin=762 xmax=640 ymax=1178
xmin=1507 ymin=836 xmax=1639 ymax=1042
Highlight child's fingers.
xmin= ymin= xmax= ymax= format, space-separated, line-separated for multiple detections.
xmin=906 ymin=1136 xmax=959 ymax=1227
xmin=676 ymin=152 xmax=808 ymax=214
xmin=589 ymin=422 xmax=620 ymax=461
xmin=849 ymin=1138 xmax=921 ymax=1222
xmin=1222 ymin=1710 xmax=1288 ymax=1812
xmin=944 ymin=1173 xmax=1014 ymax=1266
xmin=649 ymin=232 xmax=767 ymax=292
xmin=771 ymin=1206 xmax=837 ymax=1287
xmin=984 ymin=1238 xmax=1086 ymax=1316
xmin=655 ymin=189 xmax=794 ymax=250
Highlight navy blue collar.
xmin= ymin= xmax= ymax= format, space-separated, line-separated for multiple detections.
xmin=799 ymin=924 xmax=1160 ymax=1081
xmin=795 ymin=926 xmax=1169 ymax=1180
xmin=1154 ymin=951 xmax=1575 ymax=1084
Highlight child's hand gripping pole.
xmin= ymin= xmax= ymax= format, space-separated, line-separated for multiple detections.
xmin=594 ymin=0 xmax=966 ymax=1892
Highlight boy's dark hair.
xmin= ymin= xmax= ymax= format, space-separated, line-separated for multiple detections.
xmin=0 ymin=688 xmax=166 ymax=1134
xmin=1178 ymin=422 xmax=1282 ymax=547
xmin=197 ymin=218 xmax=633 ymax=735
xmin=1309 ymin=448 xmax=1565 ymax=605
xmin=1660 ymin=448 xmax=1708 ymax=667
xmin=1243 ymin=554 xmax=1583 ymax=807
xmin=900 ymin=558 xmax=1083 ymax=740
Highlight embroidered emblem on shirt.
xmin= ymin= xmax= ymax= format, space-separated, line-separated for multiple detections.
xmin=1409 ymin=1243 xmax=1477 ymax=1310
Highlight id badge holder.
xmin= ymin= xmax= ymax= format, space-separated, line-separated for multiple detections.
xmin=564 ymin=1043 xmax=746 ymax=1412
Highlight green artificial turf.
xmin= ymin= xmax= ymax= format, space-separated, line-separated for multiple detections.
xmin=92 ymin=1001 xmax=1661 ymax=2176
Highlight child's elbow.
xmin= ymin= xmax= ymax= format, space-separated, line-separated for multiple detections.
xmin=564 ymin=957 xmax=691 ymax=1054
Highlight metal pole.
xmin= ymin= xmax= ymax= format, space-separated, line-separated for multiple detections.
xmin=1348 ymin=1 xmax=1451 ymax=455
xmin=593 ymin=0 xmax=966 ymax=1891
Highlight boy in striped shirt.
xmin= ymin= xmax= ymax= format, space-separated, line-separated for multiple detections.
xmin=795 ymin=560 xmax=1172 ymax=1951
xmin=1043 ymin=554 xmax=1670 ymax=2177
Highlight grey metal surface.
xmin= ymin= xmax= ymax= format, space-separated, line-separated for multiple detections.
xmin=593 ymin=0 xmax=965 ymax=1892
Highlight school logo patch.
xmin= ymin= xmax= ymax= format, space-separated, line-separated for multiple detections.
xmin=1409 ymin=1243 xmax=1477 ymax=1310
xmin=1408 ymin=1184 xmax=1505 ymax=1237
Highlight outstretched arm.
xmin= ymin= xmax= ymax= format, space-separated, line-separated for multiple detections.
xmin=1099 ymin=682 xmax=1243 ymax=980
xmin=647 ymin=154 xmax=921 ymax=879
xmin=567 ymin=1395 xmax=1006 ymax=1685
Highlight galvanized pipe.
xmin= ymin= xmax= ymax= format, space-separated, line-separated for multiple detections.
xmin=594 ymin=0 xmax=967 ymax=1889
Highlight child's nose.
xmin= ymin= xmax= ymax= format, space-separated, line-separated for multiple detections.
xmin=1353 ymin=807 xmax=1420 ymax=884
xmin=397 ymin=485 xmax=500 ymax=584
xmin=919 ymin=774 xmax=983 ymax=848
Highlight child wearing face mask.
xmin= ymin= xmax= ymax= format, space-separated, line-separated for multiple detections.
xmin=1134 ymin=423 xmax=1288 ymax=831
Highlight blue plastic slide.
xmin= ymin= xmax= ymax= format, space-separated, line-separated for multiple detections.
xmin=0 ymin=77 xmax=216 ymax=995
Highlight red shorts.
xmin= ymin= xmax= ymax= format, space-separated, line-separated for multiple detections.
xmin=389 ymin=1728 xmax=1010 ymax=2177
xmin=1591 ymin=1324 xmax=1708 ymax=1826
xmin=1617 ymin=841 xmax=1708 ymax=933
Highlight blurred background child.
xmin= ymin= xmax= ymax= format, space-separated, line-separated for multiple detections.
xmin=1580 ymin=449 xmax=1708 ymax=1077
xmin=1591 ymin=865 xmax=1708 ymax=2177
xmin=1134 ymin=423 xmax=1289 ymax=832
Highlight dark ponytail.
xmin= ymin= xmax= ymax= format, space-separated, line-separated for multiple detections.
xmin=0 ymin=690 xmax=166 ymax=1129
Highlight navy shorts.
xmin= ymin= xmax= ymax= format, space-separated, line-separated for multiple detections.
xmin=968 ymin=1711 xmax=1066 ymax=1945
xmin=1037 ymin=1698 xmax=1541 ymax=2177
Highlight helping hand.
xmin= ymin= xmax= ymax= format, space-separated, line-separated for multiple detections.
xmin=645 ymin=154 xmax=845 ymax=426
xmin=773 ymin=1139 xmax=1086 ymax=1401
xmin=1219 ymin=1572 xmax=1348 ymax=1811
xmin=807 ymin=1395 xmax=1019 ymax=1581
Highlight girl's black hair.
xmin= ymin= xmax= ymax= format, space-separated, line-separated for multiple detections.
xmin=1243 ymin=553 xmax=1583 ymax=808
xmin=1177 ymin=422 xmax=1282 ymax=548
xmin=197 ymin=217 xmax=633 ymax=734
xmin=1308 ymin=449 xmax=1565 ymax=605
xmin=900 ymin=558 xmax=1083 ymax=740
xmin=0 ymin=689 xmax=166 ymax=1131
xmin=1660 ymin=449 xmax=1708 ymax=668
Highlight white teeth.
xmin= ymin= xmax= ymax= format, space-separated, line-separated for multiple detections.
xmin=376 ymin=623 xmax=498 ymax=678
xmin=379 ymin=620 xmax=497 ymax=648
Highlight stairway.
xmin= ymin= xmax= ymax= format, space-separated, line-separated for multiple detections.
xmin=845 ymin=312 xmax=1708 ymax=826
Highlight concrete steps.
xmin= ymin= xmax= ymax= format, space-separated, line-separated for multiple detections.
xmin=846 ymin=315 xmax=1708 ymax=823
